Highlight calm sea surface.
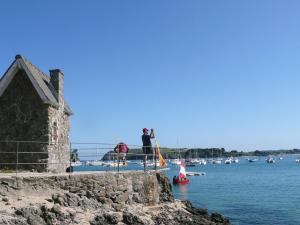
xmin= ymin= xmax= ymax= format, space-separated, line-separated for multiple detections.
xmin=75 ymin=155 xmax=300 ymax=225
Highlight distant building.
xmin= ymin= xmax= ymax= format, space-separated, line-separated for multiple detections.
xmin=0 ymin=55 xmax=72 ymax=172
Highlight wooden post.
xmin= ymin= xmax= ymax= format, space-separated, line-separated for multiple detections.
xmin=154 ymin=148 xmax=157 ymax=172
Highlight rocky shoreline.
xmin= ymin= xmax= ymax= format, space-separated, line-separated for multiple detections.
xmin=0 ymin=172 xmax=230 ymax=225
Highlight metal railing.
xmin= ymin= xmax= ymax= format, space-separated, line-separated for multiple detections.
xmin=0 ymin=140 xmax=167 ymax=177
xmin=70 ymin=142 xmax=159 ymax=173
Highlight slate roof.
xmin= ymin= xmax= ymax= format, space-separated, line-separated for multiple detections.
xmin=0 ymin=55 xmax=73 ymax=115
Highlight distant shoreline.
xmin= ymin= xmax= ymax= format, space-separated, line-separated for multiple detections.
xmin=102 ymin=148 xmax=300 ymax=160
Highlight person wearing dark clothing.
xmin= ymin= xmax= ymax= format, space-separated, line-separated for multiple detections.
xmin=142 ymin=128 xmax=155 ymax=154
xmin=141 ymin=128 xmax=155 ymax=170
xmin=66 ymin=166 xmax=73 ymax=173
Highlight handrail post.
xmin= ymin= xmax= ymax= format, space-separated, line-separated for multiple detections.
xmin=144 ymin=153 xmax=147 ymax=173
xmin=69 ymin=142 xmax=72 ymax=178
xmin=117 ymin=144 xmax=120 ymax=174
xmin=16 ymin=141 xmax=19 ymax=177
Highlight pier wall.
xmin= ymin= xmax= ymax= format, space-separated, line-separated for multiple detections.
xmin=0 ymin=171 xmax=230 ymax=225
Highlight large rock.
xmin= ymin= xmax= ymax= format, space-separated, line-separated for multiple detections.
xmin=15 ymin=204 xmax=75 ymax=225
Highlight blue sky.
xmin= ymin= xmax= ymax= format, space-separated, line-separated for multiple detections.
xmin=1 ymin=0 xmax=300 ymax=150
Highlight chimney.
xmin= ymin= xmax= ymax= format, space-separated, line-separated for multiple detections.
xmin=50 ymin=69 xmax=64 ymax=103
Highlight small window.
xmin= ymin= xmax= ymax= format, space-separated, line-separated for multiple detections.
xmin=52 ymin=122 xmax=58 ymax=144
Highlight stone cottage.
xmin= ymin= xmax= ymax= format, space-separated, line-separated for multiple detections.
xmin=0 ymin=55 xmax=72 ymax=172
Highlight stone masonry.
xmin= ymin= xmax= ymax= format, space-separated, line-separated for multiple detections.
xmin=0 ymin=55 xmax=72 ymax=173
xmin=0 ymin=172 xmax=231 ymax=225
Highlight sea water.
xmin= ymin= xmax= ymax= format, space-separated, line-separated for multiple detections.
xmin=75 ymin=155 xmax=300 ymax=225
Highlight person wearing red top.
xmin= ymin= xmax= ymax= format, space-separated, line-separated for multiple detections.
xmin=114 ymin=142 xmax=129 ymax=165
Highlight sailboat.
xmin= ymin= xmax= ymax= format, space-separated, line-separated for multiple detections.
xmin=232 ymin=157 xmax=239 ymax=163
xmin=224 ymin=158 xmax=232 ymax=164
xmin=199 ymin=159 xmax=207 ymax=165
xmin=173 ymin=161 xmax=189 ymax=185
xmin=266 ymin=156 xmax=276 ymax=164
xmin=171 ymin=158 xmax=182 ymax=165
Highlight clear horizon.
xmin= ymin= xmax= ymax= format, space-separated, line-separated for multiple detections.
xmin=1 ymin=1 xmax=300 ymax=151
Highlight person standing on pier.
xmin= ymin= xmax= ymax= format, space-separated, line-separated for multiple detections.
xmin=141 ymin=128 xmax=155 ymax=167
xmin=114 ymin=142 xmax=129 ymax=165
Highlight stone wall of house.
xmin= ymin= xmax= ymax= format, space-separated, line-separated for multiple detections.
xmin=0 ymin=69 xmax=49 ymax=171
xmin=47 ymin=105 xmax=71 ymax=173
xmin=47 ymin=69 xmax=71 ymax=173
xmin=0 ymin=68 xmax=70 ymax=173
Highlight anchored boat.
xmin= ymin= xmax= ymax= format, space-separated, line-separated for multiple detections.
xmin=248 ymin=158 xmax=258 ymax=163
xmin=173 ymin=161 xmax=189 ymax=185
xmin=224 ymin=158 xmax=232 ymax=164
xmin=71 ymin=161 xmax=82 ymax=167
xmin=186 ymin=172 xmax=206 ymax=176
xmin=266 ymin=157 xmax=275 ymax=164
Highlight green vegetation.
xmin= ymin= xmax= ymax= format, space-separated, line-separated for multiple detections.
xmin=102 ymin=148 xmax=300 ymax=160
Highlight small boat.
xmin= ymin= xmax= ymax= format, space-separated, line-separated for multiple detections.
xmin=89 ymin=160 xmax=104 ymax=166
xmin=173 ymin=161 xmax=189 ymax=185
xmin=248 ymin=158 xmax=258 ymax=163
xmin=71 ymin=161 xmax=82 ymax=167
xmin=212 ymin=159 xmax=222 ymax=164
xmin=104 ymin=161 xmax=128 ymax=167
xmin=185 ymin=163 xmax=196 ymax=167
xmin=199 ymin=159 xmax=207 ymax=165
xmin=171 ymin=159 xmax=182 ymax=165
xmin=266 ymin=157 xmax=275 ymax=164
xmin=224 ymin=158 xmax=232 ymax=164
xmin=190 ymin=159 xmax=201 ymax=164
xmin=295 ymin=158 xmax=300 ymax=163
xmin=157 ymin=167 xmax=170 ymax=172
xmin=173 ymin=177 xmax=189 ymax=184
xmin=140 ymin=161 xmax=161 ymax=167
xmin=185 ymin=159 xmax=198 ymax=167
xmin=232 ymin=158 xmax=239 ymax=163
xmin=186 ymin=172 xmax=206 ymax=176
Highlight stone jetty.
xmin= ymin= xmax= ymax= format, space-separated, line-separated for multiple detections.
xmin=0 ymin=171 xmax=230 ymax=225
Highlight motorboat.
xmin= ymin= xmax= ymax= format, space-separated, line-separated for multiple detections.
xmin=212 ymin=159 xmax=222 ymax=164
xmin=186 ymin=172 xmax=206 ymax=176
xmin=71 ymin=161 xmax=82 ymax=167
xmin=89 ymin=160 xmax=104 ymax=166
xmin=108 ymin=162 xmax=128 ymax=167
xmin=248 ymin=158 xmax=258 ymax=163
xmin=296 ymin=158 xmax=300 ymax=163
